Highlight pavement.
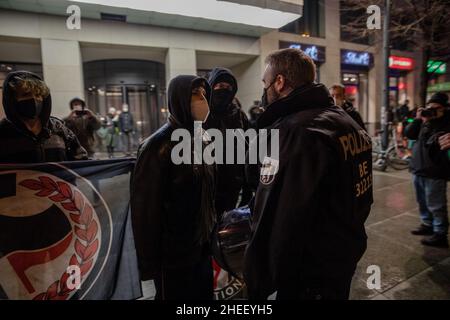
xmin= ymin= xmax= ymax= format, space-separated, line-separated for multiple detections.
xmin=350 ymin=168 xmax=450 ymax=300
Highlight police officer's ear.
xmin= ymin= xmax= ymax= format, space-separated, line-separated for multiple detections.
xmin=274 ymin=74 xmax=287 ymax=93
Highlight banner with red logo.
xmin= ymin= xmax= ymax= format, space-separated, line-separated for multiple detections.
xmin=213 ymin=259 xmax=246 ymax=300
xmin=0 ymin=159 xmax=141 ymax=300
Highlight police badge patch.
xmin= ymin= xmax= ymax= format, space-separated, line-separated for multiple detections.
xmin=260 ymin=156 xmax=279 ymax=185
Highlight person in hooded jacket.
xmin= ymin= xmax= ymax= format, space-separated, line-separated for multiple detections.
xmin=64 ymin=97 xmax=101 ymax=158
xmin=0 ymin=71 xmax=87 ymax=163
xmin=206 ymin=67 xmax=251 ymax=216
xmin=329 ymin=84 xmax=366 ymax=131
xmin=130 ymin=75 xmax=216 ymax=300
xmin=405 ymin=92 xmax=450 ymax=248
xmin=244 ymin=49 xmax=373 ymax=300
xmin=248 ymin=102 xmax=264 ymax=129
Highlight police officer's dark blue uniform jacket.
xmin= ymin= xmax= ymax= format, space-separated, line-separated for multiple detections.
xmin=130 ymin=75 xmax=216 ymax=281
xmin=0 ymin=71 xmax=87 ymax=163
xmin=206 ymin=68 xmax=250 ymax=217
xmin=243 ymin=83 xmax=373 ymax=299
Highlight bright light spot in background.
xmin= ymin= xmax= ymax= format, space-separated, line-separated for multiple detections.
xmin=70 ymin=0 xmax=301 ymax=28
xmin=345 ymin=86 xmax=358 ymax=96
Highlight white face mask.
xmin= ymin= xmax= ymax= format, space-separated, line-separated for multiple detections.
xmin=191 ymin=100 xmax=209 ymax=122
xmin=122 ymin=105 xmax=129 ymax=113
xmin=191 ymin=89 xmax=210 ymax=122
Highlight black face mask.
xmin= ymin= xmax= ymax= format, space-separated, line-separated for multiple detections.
xmin=261 ymin=80 xmax=277 ymax=109
xmin=16 ymin=98 xmax=43 ymax=119
xmin=211 ymin=88 xmax=234 ymax=113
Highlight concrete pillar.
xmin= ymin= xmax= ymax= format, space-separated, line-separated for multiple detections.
xmin=321 ymin=0 xmax=341 ymax=86
xmin=165 ymin=47 xmax=197 ymax=88
xmin=40 ymin=39 xmax=84 ymax=118
xmin=233 ymin=32 xmax=279 ymax=112
xmin=406 ymin=69 xmax=416 ymax=107
xmin=232 ymin=57 xmax=262 ymax=111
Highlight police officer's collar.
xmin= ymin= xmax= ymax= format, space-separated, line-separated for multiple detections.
xmin=256 ymin=83 xmax=334 ymax=129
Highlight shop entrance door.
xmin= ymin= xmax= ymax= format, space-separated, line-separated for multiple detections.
xmin=342 ymin=72 xmax=369 ymax=123
xmin=87 ymin=84 xmax=160 ymax=142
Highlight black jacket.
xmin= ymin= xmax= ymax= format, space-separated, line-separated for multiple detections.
xmin=206 ymin=68 xmax=250 ymax=215
xmin=342 ymin=100 xmax=366 ymax=131
xmin=130 ymin=75 xmax=216 ymax=280
xmin=118 ymin=111 xmax=135 ymax=133
xmin=64 ymin=112 xmax=101 ymax=156
xmin=397 ymin=104 xmax=410 ymax=121
xmin=0 ymin=71 xmax=87 ymax=163
xmin=244 ymin=84 xmax=373 ymax=299
xmin=404 ymin=111 xmax=450 ymax=180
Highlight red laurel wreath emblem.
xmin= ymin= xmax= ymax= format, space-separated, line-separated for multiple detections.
xmin=19 ymin=176 xmax=99 ymax=300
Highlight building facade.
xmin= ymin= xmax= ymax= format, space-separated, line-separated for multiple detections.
xmin=1 ymin=0 xmax=438 ymax=138
xmin=0 ymin=0 xmax=304 ymax=140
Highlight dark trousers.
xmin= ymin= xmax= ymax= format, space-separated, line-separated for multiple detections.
xmin=154 ymin=255 xmax=214 ymax=300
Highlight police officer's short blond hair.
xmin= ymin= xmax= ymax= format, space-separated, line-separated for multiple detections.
xmin=265 ymin=48 xmax=316 ymax=88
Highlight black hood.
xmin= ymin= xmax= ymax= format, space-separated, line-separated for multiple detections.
xmin=208 ymin=68 xmax=238 ymax=114
xmin=208 ymin=67 xmax=238 ymax=96
xmin=69 ymin=97 xmax=86 ymax=109
xmin=2 ymin=71 xmax=52 ymax=129
xmin=167 ymin=75 xmax=211 ymax=130
xmin=257 ymin=83 xmax=335 ymax=129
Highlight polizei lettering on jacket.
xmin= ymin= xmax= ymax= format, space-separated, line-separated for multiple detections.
xmin=338 ymin=129 xmax=372 ymax=161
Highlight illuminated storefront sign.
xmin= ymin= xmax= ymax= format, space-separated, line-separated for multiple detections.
xmin=428 ymin=82 xmax=450 ymax=92
xmin=279 ymin=41 xmax=326 ymax=62
xmin=341 ymin=50 xmax=373 ymax=67
xmin=428 ymin=60 xmax=447 ymax=74
xmin=389 ymin=56 xmax=414 ymax=70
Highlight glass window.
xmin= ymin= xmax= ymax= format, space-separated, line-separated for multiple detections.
xmin=83 ymin=60 xmax=166 ymax=157
xmin=279 ymin=0 xmax=325 ymax=38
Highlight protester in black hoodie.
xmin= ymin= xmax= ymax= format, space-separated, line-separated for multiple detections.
xmin=244 ymin=49 xmax=373 ymax=300
xmin=0 ymin=71 xmax=87 ymax=163
xmin=405 ymin=92 xmax=450 ymax=248
xmin=329 ymin=84 xmax=366 ymax=131
xmin=131 ymin=75 xmax=216 ymax=300
xmin=206 ymin=67 xmax=250 ymax=216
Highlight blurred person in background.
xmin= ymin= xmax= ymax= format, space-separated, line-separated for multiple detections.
xmin=64 ymin=97 xmax=101 ymax=158
xmin=329 ymin=84 xmax=366 ymax=131
xmin=406 ymin=92 xmax=450 ymax=248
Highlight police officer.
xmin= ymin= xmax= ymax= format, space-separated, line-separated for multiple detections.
xmin=244 ymin=49 xmax=373 ymax=300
